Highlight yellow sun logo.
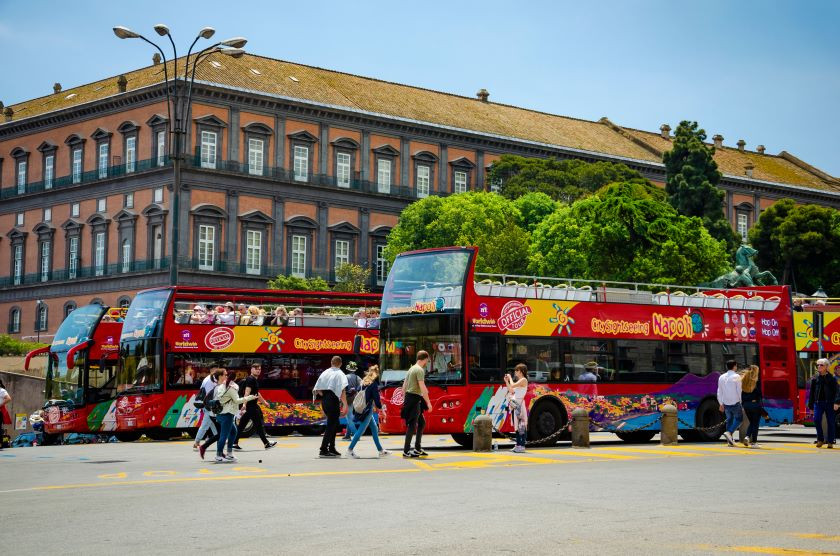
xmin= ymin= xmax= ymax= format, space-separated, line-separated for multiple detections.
xmin=548 ymin=303 xmax=575 ymax=335
xmin=260 ymin=327 xmax=285 ymax=352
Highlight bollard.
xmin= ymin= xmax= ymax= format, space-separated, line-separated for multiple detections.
xmin=660 ymin=404 xmax=678 ymax=445
xmin=472 ymin=414 xmax=492 ymax=452
xmin=571 ymin=408 xmax=590 ymax=448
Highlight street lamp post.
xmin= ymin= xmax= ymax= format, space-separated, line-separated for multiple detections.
xmin=113 ymin=25 xmax=246 ymax=285
xmin=812 ymin=286 xmax=828 ymax=360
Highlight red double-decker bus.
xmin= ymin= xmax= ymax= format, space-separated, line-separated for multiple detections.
xmin=25 ymin=304 xmax=124 ymax=436
xmin=376 ymin=247 xmax=797 ymax=446
xmin=116 ymin=287 xmax=380 ymax=441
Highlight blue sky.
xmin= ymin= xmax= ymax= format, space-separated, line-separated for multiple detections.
xmin=2 ymin=0 xmax=838 ymax=176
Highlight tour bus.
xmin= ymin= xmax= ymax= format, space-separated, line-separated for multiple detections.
xmin=25 ymin=305 xmax=125 ymax=436
xmin=792 ymin=304 xmax=840 ymax=425
xmin=376 ymin=246 xmax=797 ymax=446
xmin=116 ymin=287 xmax=380 ymax=441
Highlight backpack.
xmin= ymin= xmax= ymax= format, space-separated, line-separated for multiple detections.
xmin=346 ymin=373 xmax=361 ymax=396
xmin=205 ymin=386 xmax=224 ymax=415
xmin=352 ymin=386 xmax=369 ymax=414
xmin=194 ymin=385 xmax=207 ymax=409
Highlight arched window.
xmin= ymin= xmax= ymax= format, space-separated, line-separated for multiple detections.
xmin=64 ymin=301 xmax=77 ymax=319
xmin=36 ymin=304 xmax=48 ymax=332
xmin=118 ymin=296 xmax=132 ymax=309
xmin=8 ymin=307 xmax=21 ymax=333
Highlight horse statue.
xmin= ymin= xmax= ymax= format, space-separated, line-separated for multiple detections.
xmin=702 ymin=244 xmax=777 ymax=289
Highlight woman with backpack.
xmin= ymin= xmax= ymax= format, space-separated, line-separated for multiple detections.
xmin=200 ymin=368 xmax=255 ymax=463
xmin=192 ymin=368 xmax=221 ymax=451
xmin=347 ymin=365 xmax=388 ymax=459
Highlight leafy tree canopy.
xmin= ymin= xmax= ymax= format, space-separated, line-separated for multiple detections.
xmin=384 ymin=192 xmax=530 ymax=275
xmin=748 ymin=198 xmax=840 ymax=295
xmin=267 ymin=274 xmax=330 ymax=291
xmin=529 ymin=180 xmax=729 ymax=285
xmin=489 ymin=154 xmax=645 ymax=204
xmin=663 ymin=121 xmax=740 ymax=252
xmin=512 ymin=192 xmax=562 ymax=233
xmin=333 ymin=263 xmax=370 ymax=293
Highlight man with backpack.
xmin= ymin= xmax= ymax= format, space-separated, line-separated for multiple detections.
xmin=341 ymin=362 xmax=362 ymax=441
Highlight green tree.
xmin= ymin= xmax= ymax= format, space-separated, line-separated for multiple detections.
xmin=488 ymin=154 xmax=644 ymax=204
xmin=333 ymin=263 xmax=370 ymax=293
xmin=529 ymin=180 xmax=729 ymax=285
xmin=384 ymin=192 xmax=530 ymax=275
xmin=748 ymin=199 xmax=840 ymax=294
xmin=512 ymin=192 xmax=561 ymax=233
xmin=266 ymin=274 xmax=330 ymax=291
xmin=663 ymin=121 xmax=740 ymax=252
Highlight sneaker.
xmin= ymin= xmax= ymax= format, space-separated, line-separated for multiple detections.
xmin=378 ymin=450 xmax=389 ymax=457
xmin=192 ymin=444 xmax=199 ymax=452
xmin=816 ymin=441 xmax=824 ymax=448
xmin=232 ymin=444 xmax=243 ymax=451
xmin=264 ymin=441 xmax=277 ymax=449
xmin=341 ymin=436 xmax=351 ymax=441
xmin=199 ymin=444 xmax=208 ymax=460
xmin=750 ymin=443 xmax=761 ymax=449
xmin=319 ymin=451 xmax=338 ymax=458
xmin=742 ymin=437 xmax=750 ymax=448
xmin=415 ymin=448 xmax=429 ymax=457
xmin=512 ymin=446 xmax=526 ymax=453
xmin=724 ymin=431 xmax=735 ymax=447
xmin=402 ymin=450 xmax=420 ymax=458
xmin=329 ymin=449 xmax=342 ymax=457
xmin=214 ymin=456 xmax=225 ymax=463
xmin=224 ymin=454 xmax=238 ymax=463
xmin=349 ymin=450 xmax=360 ymax=459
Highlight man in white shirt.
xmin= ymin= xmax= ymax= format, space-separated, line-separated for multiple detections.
xmin=216 ymin=302 xmax=236 ymax=325
xmin=717 ymin=359 xmax=743 ymax=446
xmin=313 ymin=356 xmax=348 ymax=458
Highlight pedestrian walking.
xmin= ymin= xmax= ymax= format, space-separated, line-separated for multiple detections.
xmin=808 ymin=358 xmax=839 ymax=448
xmin=740 ymin=365 xmax=762 ymax=448
xmin=717 ymin=360 xmax=743 ymax=447
xmin=208 ymin=369 xmax=256 ymax=463
xmin=401 ymin=351 xmax=433 ymax=458
xmin=341 ymin=362 xmax=361 ymax=441
xmin=192 ymin=369 xmax=220 ymax=451
xmin=313 ymin=356 xmax=349 ymax=458
xmin=0 ymin=378 xmax=11 ymax=451
xmin=347 ymin=365 xmax=388 ymax=458
xmin=505 ymin=363 xmax=529 ymax=453
xmin=233 ymin=363 xmax=277 ymax=450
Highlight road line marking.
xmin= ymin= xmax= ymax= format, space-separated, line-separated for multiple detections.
xmin=719 ymin=545 xmax=838 ymax=555
xmin=665 ymin=446 xmax=764 ymax=456
xmin=537 ymin=449 xmax=640 ymax=460
xmin=410 ymin=460 xmax=435 ymax=471
xmin=595 ymin=447 xmax=703 ymax=457
xmin=793 ymin=533 xmax=840 ymax=542
xmin=97 ymin=472 xmax=127 ymax=479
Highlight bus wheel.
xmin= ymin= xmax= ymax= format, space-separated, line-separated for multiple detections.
xmin=115 ymin=432 xmax=142 ymax=442
xmin=299 ymin=425 xmax=325 ymax=436
xmin=692 ymin=399 xmax=724 ymax=442
xmin=146 ymin=429 xmax=176 ymax=441
xmin=528 ymin=402 xmax=565 ymax=446
xmin=615 ymin=430 xmax=656 ymax=443
xmin=451 ymin=433 xmax=473 ymax=448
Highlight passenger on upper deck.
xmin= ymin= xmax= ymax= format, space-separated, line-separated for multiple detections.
xmin=189 ymin=305 xmax=206 ymax=325
xmin=216 ymin=302 xmax=236 ymax=325
xmin=268 ymin=306 xmax=288 ymax=326
xmin=353 ymin=308 xmax=368 ymax=328
xmin=366 ymin=308 xmax=380 ymax=328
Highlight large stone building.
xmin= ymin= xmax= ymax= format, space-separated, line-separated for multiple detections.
xmin=1 ymin=52 xmax=838 ymax=340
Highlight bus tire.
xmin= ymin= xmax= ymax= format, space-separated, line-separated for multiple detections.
xmin=146 ymin=429 xmax=176 ymax=441
xmin=615 ymin=430 xmax=656 ymax=443
xmin=451 ymin=433 xmax=473 ymax=448
xmin=115 ymin=432 xmax=142 ymax=442
xmin=528 ymin=401 xmax=566 ymax=446
xmin=299 ymin=425 xmax=325 ymax=436
xmin=691 ymin=398 xmax=725 ymax=442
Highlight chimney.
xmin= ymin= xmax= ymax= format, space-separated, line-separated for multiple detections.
xmin=659 ymin=124 xmax=671 ymax=139
xmin=117 ymin=75 xmax=128 ymax=93
xmin=476 ymin=88 xmax=489 ymax=102
xmin=744 ymin=161 xmax=754 ymax=178
xmin=152 ymin=53 xmax=161 ymax=65
xmin=3 ymin=107 xmax=13 ymax=122
xmin=756 ymin=145 xmax=766 ymax=155
xmin=712 ymin=134 xmax=724 ymax=148
xmin=53 ymin=83 xmax=62 ymax=94
xmin=737 ymin=139 xmax=746 ymax=152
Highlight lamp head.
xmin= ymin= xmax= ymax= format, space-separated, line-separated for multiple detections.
xmin=113 ymin=26 xmax=141 ymax=39
xmin=198 ymin=27 xmax=215 ymax=39
xmin=153 ymin=24 xmax=171 ymax=36
xmin=220 ymin=37 xmax=247 ymax=48
xmin=220 ymin=48 xmax=245 ymax=59
xmin=812 ymin=286 xmax=828 ymax=298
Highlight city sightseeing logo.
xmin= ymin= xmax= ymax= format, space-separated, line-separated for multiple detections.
xmin=498 ymin=301 xmax=532 ymax=332
xmin=174 ymin=329 xmax=199 ymax=349
xmin=205 ymin=327 xmax=235 ymax=351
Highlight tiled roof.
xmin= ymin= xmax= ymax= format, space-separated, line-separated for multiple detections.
xmin=4 ymin=52 xmax=837 ymax=191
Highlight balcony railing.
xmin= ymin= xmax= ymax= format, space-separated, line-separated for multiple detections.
xmin=178 ymin=258 xmax=340 ymax=282
xmin=0 ymin=258 xmax=170 ymax=288
xmin=0 ymin=157 xmax=172 ymax=200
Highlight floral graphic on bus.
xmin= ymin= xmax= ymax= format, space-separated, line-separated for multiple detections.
xmin=549 ymin=303 xmax=576 ymax=336
xmin=262 ymin=402 xmax=325 ymax=426
xmin=260 ymin=326 xmax=286 ymax=352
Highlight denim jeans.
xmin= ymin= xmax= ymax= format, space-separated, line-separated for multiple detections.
xmin=813 ymin=402 xmax=837 ymax=444
xmin=348 ymin=411 xmax=384 ymax=452
xmin=195 ymin=409 xmax=217 ymax=444
xmin=216 ymin=413 xmax=235 ymax=457
xmin=344 ymin=399 xmax=358 ymax=438
xmin=724 ymin=403 xmax=743 ymax=435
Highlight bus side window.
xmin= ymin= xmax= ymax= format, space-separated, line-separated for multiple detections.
xmin=468 ymin=335 xmax=501 ymax=383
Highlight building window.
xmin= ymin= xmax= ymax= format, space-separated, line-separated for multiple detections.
xmin=248 ymin=137 xmax=264 ymax=176
xmin=94 ymin=232 xmax=106 ymax=276
xmin=154 ymin=187 xmax=164 ymax=203
xmin=118 ymin=297 xmax=132 ymax=309
xmin=246 ymin=230 xmax=262 ymax=275
xmin=37 ymin=304 xmax=48 ymax=332
xmin=454 ymin=170 xmax=468 ymax=194
xmin=17 ymin=159 xmax=27 ymax=194
xmin=71 ymin=203 xmax=80 ymax=218
xmin=198 ymin=224 xmax=215 ymax=270
xmin=200 ymin=130 xmax=217 ymax=169
xmin=377 ymin=159 xmax=391 ymax=194
xmin=64 ymin=302 xmax=77 ymax=319
xmin=156 ymin=131 xmax=166 ymax=166
xmin=293 ymin=145 xmax=309 ymax=182
xmin=98 ymin=142 xmax=109 ymax=178
xmin=416 ymin=165 xmax=430 ymax=198
xmin=9 ymin=308 xmax=21 ymax=333
xmin=489 ymin=177 xmax=502 ymax=193
xmin=121 ymin=239 xmax=131 ymax=273
xmin=16 ymin=212 xmax=24 ymax=227
xmin=97 ymin=198 xmax=106 ymax=213
xmin=68 ymin=236 xmax=79 ymax=279
xmin=40 ymin=241 xmax=51 ymax=282
xmin=72 ymin=148 xmax=83 ymax=183
xmin=737 ymin=213 xmax=749 ymax=241
xmin=125 ymin=193 xmax=134 ymax=209
xmin=44 ymin=155 xmax=54 ymax=190
xmin=13 ymin=245 xmax=23 ymax=285
xmin=376 ymin=244 xmax=389 ymax=286
xmin=44 ymin=208 xmax=52 ymax=222
xmin=125 ymin=136 xmax=136 ymax=173
xmin=291 ymin=234 xmax=307 ymax=277
xmin=336 ymin=152 xmax=351 ymax=188
xmin=335 ymin=239 xmax=350 ymax=270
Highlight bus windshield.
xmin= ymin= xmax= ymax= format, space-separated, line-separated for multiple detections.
xmin=121 ymin=289 xmax=171 ymax=341
xmin=51 ymin=304 xmax=105 ymax=353
xmin=379 ymin=314 xmax=464 ymax=386
xmin=381 ymin=249 xmax=472 ymax=316
xmin=118 ymin=289 xmax=170 ymax=394
xmin=45 ymin=304 xmax=106 ymax=405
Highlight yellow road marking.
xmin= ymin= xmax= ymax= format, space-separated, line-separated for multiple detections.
xmin=596 ymin=447 xmax=703 ymax=457
xmin=97 ymin=472 xmax=127 ymax=479
xmin=793 ymin=534 xmax=840 ymax=542
xmin=666 ymin=446 xmax=764 ymax=456
xmin=721 ymin=545 xmax=838 ymax=555
xmin=411 ymin=460 xmax=435 ymax=471
xmin=143 ymin=470 xmax=177 ymax=477
xmin=759 ymin=446 xmax=824 ymax=455
xmin=537 ymin=449 xmax=640 ymax=460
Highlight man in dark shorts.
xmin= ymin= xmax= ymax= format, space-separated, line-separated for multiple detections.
xmin=233 ymin=363 xmax=277 ymax=450
xmin=401 ymin=351 xmax=433 ymax=458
